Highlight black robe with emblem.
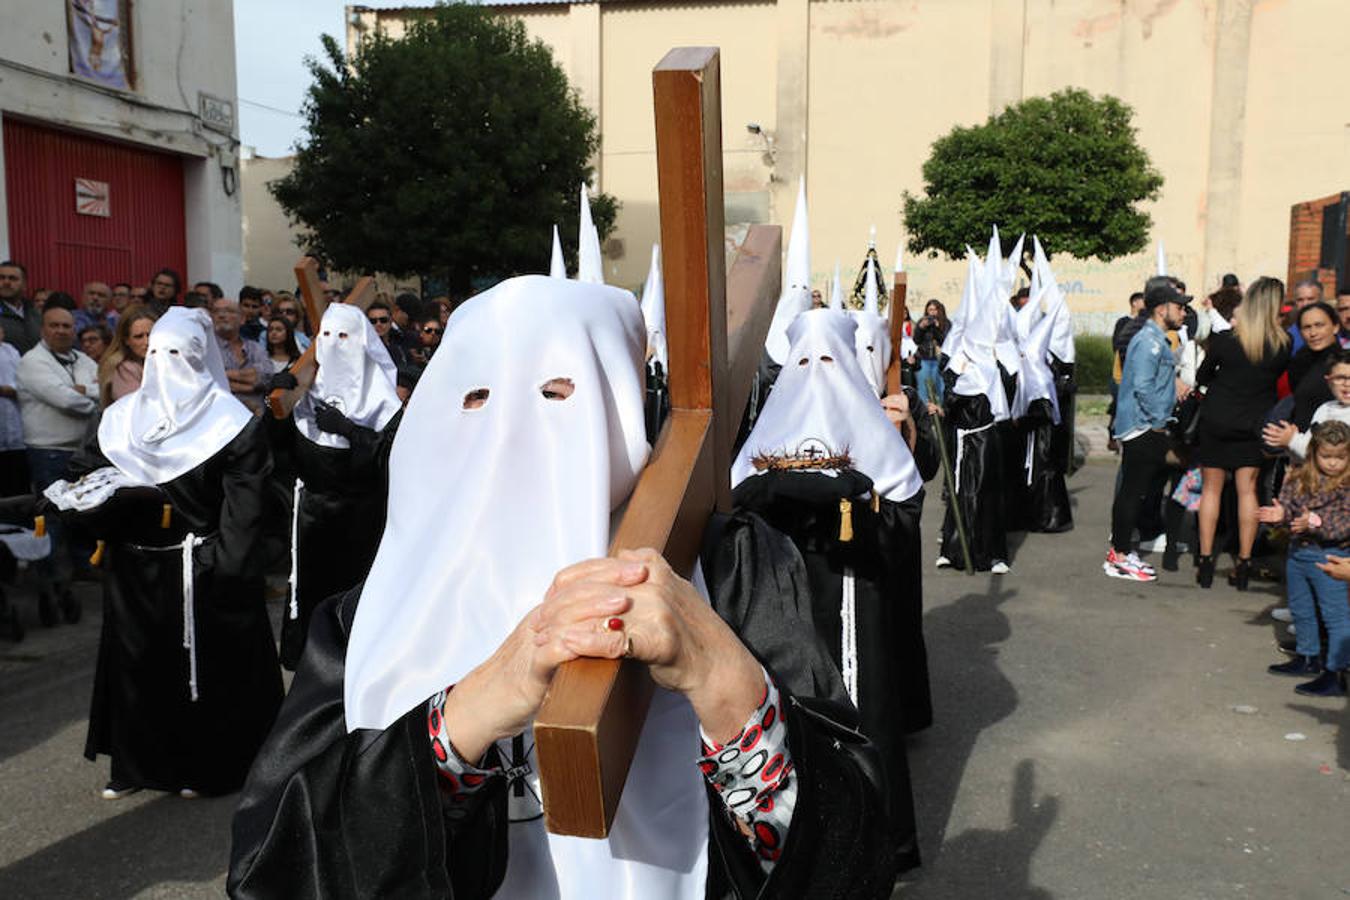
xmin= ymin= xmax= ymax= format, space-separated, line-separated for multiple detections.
xmin=731 ymin=469 xmax=927 ymax=873
xmin=1018 ymin=398 xmax=1073 ymax=533
xmin=227 ymin=511 xmax=902 ymax=900
xmin=278 ymin=411 xmax=401 ymax=669
xmin=67 ymin=418 xmax=284 ymax=795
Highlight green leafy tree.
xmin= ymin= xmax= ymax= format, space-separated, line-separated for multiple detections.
xmin=903 ymin=89 xmax=1162 ymax=272
xmin=272 ymin=2 xmax=617 ymax=295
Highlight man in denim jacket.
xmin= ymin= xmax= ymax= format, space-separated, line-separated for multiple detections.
xmin=1105 ymin=282 xmax=1191 ymax=582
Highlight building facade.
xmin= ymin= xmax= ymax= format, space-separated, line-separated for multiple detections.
xmin=0 ymin=0 xmax=243 ymax=298
xmin=331 ymin=0 xmax=1347 ymax=327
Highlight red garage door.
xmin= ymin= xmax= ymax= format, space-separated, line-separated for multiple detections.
xmin=3 ymin=117 xmax=186 ymax=297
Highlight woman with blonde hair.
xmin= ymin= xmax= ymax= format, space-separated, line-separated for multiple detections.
xmin=97 ymin=305 xmax=157 ymax=405
xmin=1193 ymin=276 xmax=1292 ymax=589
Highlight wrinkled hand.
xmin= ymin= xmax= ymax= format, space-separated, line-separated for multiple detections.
xmin=1316 ymin=554 xmax=1350 ymax=583
xmin=1255 ymin=501 xmax=1285 ymax=525
xmin=881 ymin=392 xmax=911 ymax=429
xmin=313 ymin=401 xmax=355 ymax=437
xmin=1262 ymin=421 xmax=1298 ymax=448
xmin=440 ymin=559 xmax=648 ymax=763
xmin=269 ymin=371 xmax=299 ymax=392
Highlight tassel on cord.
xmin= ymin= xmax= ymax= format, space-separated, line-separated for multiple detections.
xmin=33 ymin=515 xmax=45 ymax=538
xmin=838 ymin=499 xmax=854 ymax=542
xmin=161 ymin=504 xmax=173 ymax=529
xmin=288 ymin=479 xmax=303 ymax=620
xmin=871 ymin=491 xmax=880 ymax=513
xmin=89 ymin=540 xmax=106 ymax=568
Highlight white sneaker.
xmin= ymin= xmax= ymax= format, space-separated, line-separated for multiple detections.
xmin=1271 ymin=608 xmax=1293 ymax=623
xmin=1140 ymin=534 xmax=1168 ymax=553
xmin=1125 ymin=552 xmax=1156 ymax=576
xmin=990 ymin=561 xmax=1010 ymax=574
xmin=935 ymin=556 xmax=952 ymax=569
xmin=179 ymin=788 xmax=200 ymax=799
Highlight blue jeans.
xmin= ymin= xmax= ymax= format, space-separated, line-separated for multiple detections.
xmin=917 ymin=359 xmax=945 ymax=406
xmin=1286 ymin=543 xmax=1350 ymax=671
xmin=27 ymin=447 xmax=73 ymax=581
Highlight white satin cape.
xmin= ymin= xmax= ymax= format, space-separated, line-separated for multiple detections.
xmin=98 ymin=307 xmax=254 ymax=485
xmin=294 ymin=304 xmax=401 ymax=450
xmin=732 ymin=308 xmax=923 ymax=503
xmin=344 ymin=275 xmax=708 ymax=900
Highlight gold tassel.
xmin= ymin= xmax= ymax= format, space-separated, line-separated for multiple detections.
xmin=90 ymin=540 xmax=106 ymax=567
xmin=33 ymin=515 xmax=45 ymax=538
xmin=160 ymin=504 xmax=172 ymax=529
xmin=871 ymin=491 xmax=880 ymax=513
xmin=839 ymin=499 xmax=854 ymax=543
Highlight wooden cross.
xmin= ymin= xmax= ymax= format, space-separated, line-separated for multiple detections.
xmin=266 ymin=259 xmax=376 ymax=418
xmin=886 ymin=269 xmax=909 ymax=395
xmin=533 ymin=47 xmax=782 ymax=839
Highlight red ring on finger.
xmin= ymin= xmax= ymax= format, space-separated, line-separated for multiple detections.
xmin=605 ymin=617 xmax=625 ymax=632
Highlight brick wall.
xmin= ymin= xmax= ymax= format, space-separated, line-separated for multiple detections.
xmin=1288 ymin=191 xmax=1349 ymax=297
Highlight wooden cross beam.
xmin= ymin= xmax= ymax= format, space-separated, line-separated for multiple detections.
xmin=266 ymin=262 xmax=375 ymax=418
xmin=886 ymin=270 xmax=909 ymax=395
xmin=533 ymin=46 xmax=781 ymax=839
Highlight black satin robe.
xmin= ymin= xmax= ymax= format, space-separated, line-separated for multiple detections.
xmin=69 ymin=418 xmax=284 ymax=795
xmin=939 ymin=392 xmax=1009 ymax=571
xmin=1049 ymin=358 xmax=1079 ymax=477
xmin=1019 ymin=398 xmax=1073 ymax=533
xmin=228 ymin=512 xmax=901 ymax=900
xmin=732 ymin=469 xmax=928 ymax=873
xmin=279 ymin=412 xmax=401 ymax=669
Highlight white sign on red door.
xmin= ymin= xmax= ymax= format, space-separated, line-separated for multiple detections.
xmin=75 ymin=178 xmax=110 ymax=217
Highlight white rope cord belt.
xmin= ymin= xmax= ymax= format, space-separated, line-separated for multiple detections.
xmin=954 ymin=421 xmax=995 ymax=494
xmin=181 ymin=533 xmax=206 ymax=702
xmin=1025 ymin=432 xmax=1036 ymax=487
xmin=840 ymin=566 xmax=858 ymax=707
xmin=288 ymin=478 xmax=304 ymax=620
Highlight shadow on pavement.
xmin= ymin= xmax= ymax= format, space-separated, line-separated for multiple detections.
xmin=902 ymin=573 xmax=1056 ymax=893
xmin=900 ymin=759 xmax=1058 ymax=899
xmin=1287 ymin=702 xmax=1350 ymax=772
xmin=0 ymin=792 xmax=231 ymax=898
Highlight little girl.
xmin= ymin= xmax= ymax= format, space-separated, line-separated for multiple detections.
xmin=1257 ymin=420 xmax=1350 ymax=696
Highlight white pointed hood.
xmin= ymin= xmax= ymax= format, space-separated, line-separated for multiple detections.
xmin=577 ymin=183 xmax=604 ymax=284
xmin=346 ymin=274 xmax=708 ymax=898
xmin=549 ymin=224 xmax=566 ymax=278
xmin=946 ymin=246 xmax=1011 ymax=422
xmin=733 ymin=308 xmax=922 ymax=502
xmin=1011 ymin=294 xmax=1061 ymax=423
xmin=990 ymin=228 xmax=1021 ymax=376
xmin=295 ymin=303 xmax=402 ymax=449
xmin=98 ymin=308 xmax=253 ymax=485
xmin=639 ymin=243 xmax=667 ymax=373
xmin=1035 ymin=237 xmax=1076 ymax=364
xmin=765 ymin=177 xmax=812 ymax=365
xmin=894 ymin=242 xmax=905 ymax=274
xmin=850 ymin=257 xmax=891 ymax=396
xmin=829 ymin=260 xmax=844 ymax=310
xmin=941 ymin=245 xmax=980 ymax=359
xmin=1156 ymin=239 xmax=1167 ymax=276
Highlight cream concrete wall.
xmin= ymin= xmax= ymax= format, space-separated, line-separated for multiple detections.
xmin=323 ymin=0 xmax=1350 ymax=330
xmin=0 ymin=0 xmax=244 ymax=292
xmin=240 ymin=153 xmax=300 ymax=291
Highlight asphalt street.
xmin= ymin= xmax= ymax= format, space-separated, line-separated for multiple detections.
xmin=1 ymin=461 xmax=1346 ymax=898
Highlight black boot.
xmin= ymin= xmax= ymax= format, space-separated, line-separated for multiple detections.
xmin=1294 ymin=669 xmax=1346 ymax=697
xmin=1196 ymin=555 xmax=1215 ymax=589
xmin=1162 ymin=546 xmax=1180 ymax=572
xmin=1268 ymin=655 xmax=1322 ymax=677
xmin=1228 ymin=558 xmax=1252 ymax=592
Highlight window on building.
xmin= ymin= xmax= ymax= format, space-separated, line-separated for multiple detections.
xmin=67 ymin=0 xmax=134 ymax=91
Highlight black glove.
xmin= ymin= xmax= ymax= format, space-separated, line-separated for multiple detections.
xmin=312 ymin=400 xmax=356 ymax=438
xmin=269 ymin=371 xmax=299 ymax=392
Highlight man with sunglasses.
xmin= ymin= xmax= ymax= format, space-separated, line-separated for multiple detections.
xmin=365 ymin=300 xmax=408 ymax=369
xmin=410 ymin=309 xmax=443 ymax=368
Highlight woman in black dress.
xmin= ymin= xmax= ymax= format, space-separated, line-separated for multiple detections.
xmin=1194 ymin=277 xmax=1291 ymax=588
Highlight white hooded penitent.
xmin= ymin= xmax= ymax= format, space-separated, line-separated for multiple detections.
xmin=577 ymin=183 xmax=604 ymax=285
xmin=640 ymin=243 xmax=667 ymax=373
xmin=850 ymin=257 xmax=891 ymax=397
xmin=344 ymin=274 xmax=708 ymax=899
xmin=764 ymin=176 xmax=812 ymax=365
xmin=945 ymin=244 xmax=1011 ymax=422
xmin=98 ymin=307 xmax=254 ymax=485
xmin=829 ymin=260 xmax=844 ymax=310
xmin=549 ymin=224 xmax=566 ymax=278
xmin=294 ymin=303 xmax=402 ymax=450
xmin=733 ymin=308 xmax=922 ymax=503
xmin=1155 ymin=239 xmax=1167 ymax=277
